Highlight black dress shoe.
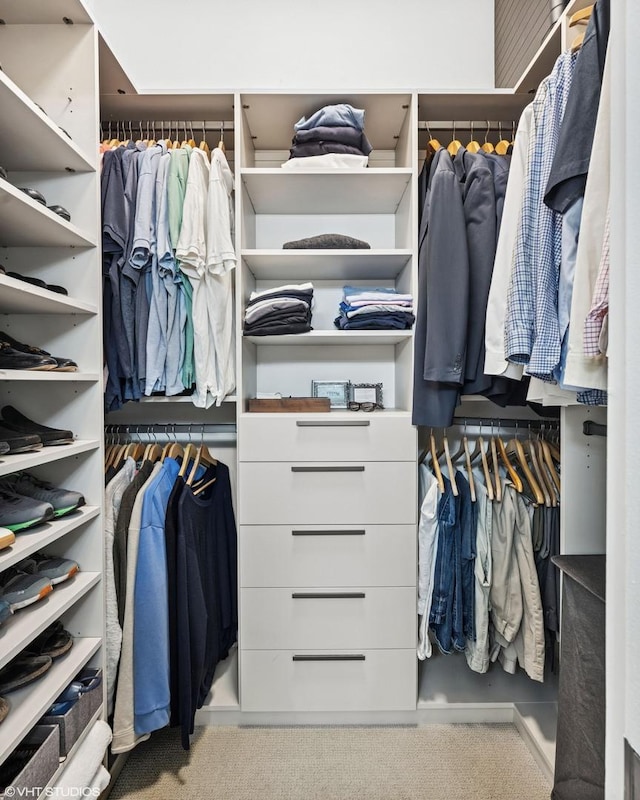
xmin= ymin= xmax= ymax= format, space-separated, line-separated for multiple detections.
xmin=18 ymin=188 xmax=47 ymax=205
xmin=0 ymin=341 xmax=57 ymax=371
xmin=0 ymin=426 xmax=42 ymax=454
xmin=1 ymin=406 xmax=73 ymax=446
xmin=47 ymin=205 xmax=71 ymax=222
xmin=46 ymin=284 xmax=68 ymax=295
xmin=0 ymin=332 xmax=77 ymax=372
xmin=6 ymin=272 xmax=47 ymax=289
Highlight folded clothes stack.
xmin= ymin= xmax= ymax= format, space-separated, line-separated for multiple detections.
xmin=243 ymin=283 xmax=314 ymax=336
xmin=334 ymin=286 xmax=415 ymax=330
xmin=282 ymin=233 xmax=370 ymax=250
xmin=282 ymin=103 xmax=372 ymax=169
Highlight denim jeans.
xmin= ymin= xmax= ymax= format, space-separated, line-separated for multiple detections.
xmin=457 ymin=471 xmax=477 ymax=643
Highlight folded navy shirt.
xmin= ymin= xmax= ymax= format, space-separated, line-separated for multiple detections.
xmin=283 ymin=233 xmax=370 ymax=250
xmin=293 ymin=125 xmax=373 ymax=155
xmin=289 ymin=141 xmax=367 ymax=159
xmin=334 ymin=312 xmax=415 ymax=330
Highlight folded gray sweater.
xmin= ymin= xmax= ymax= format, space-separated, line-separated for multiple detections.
xmin=283 ymin=233 xmax=371 ymax=249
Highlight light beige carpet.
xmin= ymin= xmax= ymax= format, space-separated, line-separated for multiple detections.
xmin=110 ymin=724 xmax=550 ymax=800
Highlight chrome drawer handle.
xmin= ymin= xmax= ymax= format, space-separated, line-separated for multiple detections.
xmin=290 ymin=466 xmax=365 ymax=473
xmin=291 ymin=529 xmax=366 ymax=536
xmin=296 ymin=420 xmax=370 ymax=427
xmin=291 ymin=592 xmax=366 ymax=599
xmin=292 ymin=654 xmax=366 ymax=662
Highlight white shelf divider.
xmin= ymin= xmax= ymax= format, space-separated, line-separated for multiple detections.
xmin=0 ymin=441 xmax=100 ymax=478
xmin=240 ymin=169 xmax=412 ymax=214
xmin=0 ymin=637 xmax=101 ymax=764
xmin=0 ymin=181 xmax=95 ymax=248
xmin=0 ymin=572 xmax=101 ymax=670
xmin=244 ymin=331 xmax=413 ymax=346
xmin=0 ymin=275 xmax=97 ymax=316
xmin=0 ymin=372 xmax=100 ymax=383
xmin=0 ymin=70 xmax=95 ymax=174
xmin=0 ymin=507 xmax=100 ymax=572
xmin=242 ymin=250 xmax=413 ymax=281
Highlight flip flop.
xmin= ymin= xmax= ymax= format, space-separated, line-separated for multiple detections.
xmin=25 ymin=621 xmax=73 ymax=660
xmin=0 ymin=655 xmax=52 ymax=694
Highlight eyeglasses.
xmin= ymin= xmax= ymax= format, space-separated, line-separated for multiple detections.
xmin=348 ymin=402 xmax=382 ymax=412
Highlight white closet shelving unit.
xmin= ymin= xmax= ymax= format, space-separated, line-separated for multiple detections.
xmin=0 ymin=0 xmax=104 ymax=776
xmin=98 ymin=0 xmax=606 ymax=782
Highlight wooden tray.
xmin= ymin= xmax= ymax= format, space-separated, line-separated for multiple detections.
xmin=248 ymin=397 xmax=331 ymax=413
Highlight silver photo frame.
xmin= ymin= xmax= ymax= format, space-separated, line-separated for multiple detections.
xmin=311 ymin=380 xmax=350 ymax=408
xmin=350 ymin=382 xmax=384 ymax=407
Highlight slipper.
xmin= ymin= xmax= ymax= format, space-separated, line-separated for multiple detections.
xmin=25 ymin=621 xmax=73 ymax=660
xmin=0 ymin=655 xmax=52 ymax=694
xmin=6 ymin=272 xmax=48 ymax=289
xmin=47 ymin=205 xmax=71 ymax=222
xmin=0 ymin=696 xmax=9 ymax=723
xmin=19 ymin=188 xmax=47 ymax=205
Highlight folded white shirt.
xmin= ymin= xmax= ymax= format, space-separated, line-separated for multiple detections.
xmin=249 ymin=282 xmax=314 ymax=301
xmin=281 ymin=154 xmax=369 ymax=169
xmin=345 ymin=292 xmax=413 ymax=304
xmin=346 ymin=303 xmax=414 ymax=318
xmin=346 ymin=299 xmax=413 ymax=308
xmin=245 ymin=296 xmax=311 ymax=323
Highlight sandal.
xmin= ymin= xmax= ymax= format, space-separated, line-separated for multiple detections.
xmin=25 ymin=621 xmax=73 ymax=660
xmin=0 ymin=655 xmax=52 ymax=694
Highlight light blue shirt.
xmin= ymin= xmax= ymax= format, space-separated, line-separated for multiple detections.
xmin=294 ymin=103 xmax=364 ymax=132
xmin=133 ymin=457 xmax=179 ymax=736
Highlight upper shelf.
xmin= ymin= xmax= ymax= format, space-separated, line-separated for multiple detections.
xmin=0 ymin=180 xmax=95 ymax=247
xmin=0 ymin=440 xmax=99 ymax=478
xmin=241 ymin=169 xmax=412 ymax=214
xmin=0 ymin=274 xmax=97 ymax=315
xmin=0 ymin=0 xmax=92 ymax=24
xmin=243 ymin=331 xmax=413 ymax=346
xmin=0 ymin=70 xmax=95 ymax=174
xmin=242 ymin=250 xmax=413 ymax=281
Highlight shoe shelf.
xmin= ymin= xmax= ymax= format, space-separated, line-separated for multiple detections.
xmin=244 ymin=331 xmax=413 ymax=346
xmin=0 ymin=180 xmax=96 ymax=248
xmin=0 ymin=636 xmax=101 ymax=765
xmin=0 ymin=371 xmax=101 ymax=382
xmin=0 ymin=507 xmax=100 ymax=573
xmin=240 ymin=168 xmax=413 ymax=214
xmin=0 ymin=572 xmax=100 ymax=670
xmin=0 ymin=70 xmax=95 ymax=174
xmin=0 ymin=441 xmax=100 ymax=478
xmin=241 ymin=250 xmax=413 ymax=281
xmin=0 ymin=274 xmax=98 ymax=316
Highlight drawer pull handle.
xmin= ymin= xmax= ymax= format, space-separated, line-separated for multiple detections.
xmin=291 ymin=529 xmax=366 ymax=537
xmin=291 ymin=592 xmax=366 ymax=599
xmin=296 ymin=421 xmax=371 ymax=428
xmin=290 ymin=466 xmax=365 ymax=473
xmin=292 ymin=654 xmax=366 ymax=662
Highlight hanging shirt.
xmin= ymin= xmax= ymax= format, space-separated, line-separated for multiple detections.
xmin=583 ymin=211 xmax=610 ymax=358
xmin=417 ymin=466 xmax=440 ymax=660
xmin=465 ymin=478 xmax=493 ymax=674
xmin=176 ymin=148 xmax=216 ymax=407
xmin=206 ymin=147 xmax=237 ymax=404
xmin=505 ymin=51 xmax=576 ymax=379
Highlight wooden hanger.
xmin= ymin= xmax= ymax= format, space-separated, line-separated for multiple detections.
xmin=497 ymin=433 xmax=523 ymax=493
xmin=429 ymin=431 xmax=445 ymax=494
xmin=481 ymin=121 xmax=494 ymax=153
xmin=569 ymin=5 xmax=593 ymax=27
xmin=506 ymin=428 xmax=543 ymax=504
xmin=450 ymin=432 xmax=476 ymax=502
xmin=424 ymin=123 xmax=441 ymax=154
xmin=571 ymin=32 xmax=585 ymax=52
xmin=489 ymin=435 xmax=502 ymax=502
xmin=218 ymin=121 xmax=226 ymax=154
xmin=447 ymin=121 xmax=463 ymax=156
xmin=466 ymin=122 xmax=481 ymax=154
xmin=541 ymin=439 xmax=561 ymax=493
xmin=494 ymin=121 xmax=511 ymax=156
xmin=533 ymin=439 xmax=556 ymax=507
xmin=469 ymin=434 xmax=494 ymax=501
xmin=441 ymin=433 xmax=459 ymax=497
xmin=178 ymin=442 xmax=195 ymax=478
xmin=187 ymin=432 xmax=218 ymax=487
xmin=527 ymin=437 xmax=551 ymax=507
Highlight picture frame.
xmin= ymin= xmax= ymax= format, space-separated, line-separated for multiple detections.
xmin=350 ymin=382 xmax=384 ymax=407
xmin=311 ymin=380 xmax=350 ymax=409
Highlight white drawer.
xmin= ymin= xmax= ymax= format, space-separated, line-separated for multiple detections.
xmin=240 ymin=524 xmax=416 ymax=587
xmin=239 ymin=414 xmax=416 ymax=462
xmin=241 ymin=587 xmax=416 ymax=649
xmin=240 ymin=649 xmax=416 ymax=712
xmin=239 ymin=461 xmax=416 ymax=525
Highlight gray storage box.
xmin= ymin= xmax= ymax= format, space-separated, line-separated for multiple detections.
xmin=40 ymin=668 xmax=103 ymax=757
xmin=1 ymin=725 xmax=60 ymax=798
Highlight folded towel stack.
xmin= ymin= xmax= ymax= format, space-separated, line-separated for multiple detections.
xmin=243 ymin=282 xmax=314 ymax=336
xmin=282 ymin=104 xmax=371 ymax=169
xmin=334 ymin=286 xmax=415 ymax=330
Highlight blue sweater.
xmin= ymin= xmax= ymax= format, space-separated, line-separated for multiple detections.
xmin=133 ymin=457 xmax=179 ymax=735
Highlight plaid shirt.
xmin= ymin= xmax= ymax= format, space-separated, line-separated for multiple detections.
xmin=505 ymin=51 xmax=577 ymax=379
xmin=583 ymin=211 xmax=610 ymax=358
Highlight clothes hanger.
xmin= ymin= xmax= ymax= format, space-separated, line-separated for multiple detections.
xmin=497 ymin=430 xmax=524 ymax=493
xmin=569 ymin=5 xmax=593 ymax=27
xmin=495 ymin=121 xmax=511 ymax=156
xmin=199 ymin=121 xmax=211 ymax=157
xmin=469 ymin=425 xmax=494 ymax=501
xmin=525 ymin=426 xmax=551 ymax=507
xmin=540 ymin=425 xmax=561 ymax=493
xmin=466 ymin=121 xmax=481 ymax=154
xmin=429 ymin=430 xmax=445 ymax=494
xmin=187 ymin=427 xmax=218 ymax=487
xmin=532 ymin=437 xmax=555 ymax=507
xmin=571 ymin=32 xmax=585 ymax=52
xmin=449 ymin=423 xmax=476 ymax=502
xmin=441 ymin=432 xmax=459 ymax=497
xmin=218 ymin=121 xmax=226 ymax=153
xmin=447 ymin=121 xmax=463 ymax=156
xmin=187 ymin=121 xmax=197 ymax=149
xmin=180 ymin=120 xmax=189 ymax=148
xmin=425 ymin=122 xmax=441 ymax=154
xmin=506 ymin=422 xmax=543 ymax=503
xmin=489 ymin=427 xmax=502 ymax=502
xmin=481 ymin=120 xmax=495 ymax=153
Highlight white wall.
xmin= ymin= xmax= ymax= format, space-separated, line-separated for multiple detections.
xmin=86 ymin=0 xmax=495 ymax=92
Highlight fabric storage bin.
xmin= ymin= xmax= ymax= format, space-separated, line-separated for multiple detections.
xmin=40 ymin=668 xmax=103 ymax=757
xmin=0 ymin=725 xmax=60 ymax=798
